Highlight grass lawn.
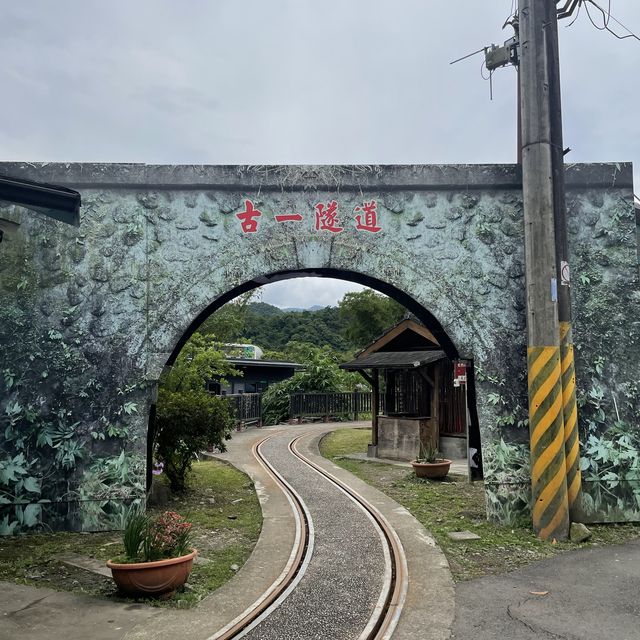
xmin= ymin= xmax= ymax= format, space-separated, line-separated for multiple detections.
xmin=0 ymin=458 xmax=262 ymax=608
xmin=320 ymin=428 xmax=640 ymax=581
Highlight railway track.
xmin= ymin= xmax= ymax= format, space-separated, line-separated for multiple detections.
xmin=208 ymin=431 xmax=408 ymax=640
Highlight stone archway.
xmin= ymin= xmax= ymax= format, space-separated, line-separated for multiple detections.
xmin=164 ymin=268 xmax=461 ymax=366
xmin=0 ymin=162 xmax=637 ymax=533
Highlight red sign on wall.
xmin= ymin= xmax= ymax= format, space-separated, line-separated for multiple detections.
xmin=454 ymin=361 xmax=467 ymax=386
xmin=234 ymin=198 xmax=383 ymax=235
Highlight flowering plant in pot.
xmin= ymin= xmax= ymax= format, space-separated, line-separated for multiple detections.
xmin=107 ymin=510 xmax=197 ymax=598
xmin=411 ymin=442 xmax=451 ymax=479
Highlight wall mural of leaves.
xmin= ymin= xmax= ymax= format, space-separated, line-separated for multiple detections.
xmin=0 ymin=163 xmax=638 ymax=533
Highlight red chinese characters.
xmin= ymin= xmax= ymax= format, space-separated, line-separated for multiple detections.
xmin=274 ymin=213 xmax=303 ymax=223
xmin=314 ymin=200 xmax=343 ymax=233
xmin=235 ymin=198 xmax=383 ymax=234
xmin=354 ymin=200 xmax=382 ymax=233
xmin=236 ymin=199 xmax=262 ymax=233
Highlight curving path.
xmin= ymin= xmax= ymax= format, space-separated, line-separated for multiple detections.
xmin=200 ymin=424 xmax=452 ymax=640
xmin=238 ymin=430 xmax=390 ymax=640
xmin=0 ymin=423 xmax=454 ymax=640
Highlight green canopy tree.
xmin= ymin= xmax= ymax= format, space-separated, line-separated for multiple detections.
xmin=154 ymin=334 xmax=237 ymax=492
xmin=338 ymin=289 xmax=406 ymax=350
xmin=197 ymin=291 xmax=256 ymax=343
xmin=261 ymin=343 xmax=363 ymax=425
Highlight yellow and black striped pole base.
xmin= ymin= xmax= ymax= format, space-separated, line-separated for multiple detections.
xmin=560 ymin=321 xmax=582 ymax=516
xmin=528 ymin=346 xmax=570 ymax=540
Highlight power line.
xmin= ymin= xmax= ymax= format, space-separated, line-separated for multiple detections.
xmin=583 ymin=0 xmax=612 ymax=30
xmin=565 ymin=3 xmax=582 ymax=28
xmin=567 ymin=1 xmax=640 ymax=42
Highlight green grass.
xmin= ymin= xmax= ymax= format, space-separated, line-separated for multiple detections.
xmin=320 ymin=428 xmax=640 ymax=581
xmin=0 ymin=458 xmax=262 ymax=608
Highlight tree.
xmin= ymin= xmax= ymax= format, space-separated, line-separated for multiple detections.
xmin=197 ymin=291 xmax=257 ymax=343
xmin=261 ymin=343 xmax=363 ymax=425
xmin=243 ymin=304 xmax=350 ymax=353
xmin=154 ymin=334 xmax=236 ymax=492
xmin=338 ymin=289 xmax=406 ymax=350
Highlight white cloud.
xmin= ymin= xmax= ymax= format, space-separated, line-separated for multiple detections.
xmin=1 ymin=2 xmax=637 ymax=176
xmin=4 ymin=2 xmax=638 ymax=307
xmin=258 ymin=277 xmax=366 ymax=309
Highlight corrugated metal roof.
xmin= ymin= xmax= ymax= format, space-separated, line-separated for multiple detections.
xmin=340 ymin=350 xmax=446 ymax=370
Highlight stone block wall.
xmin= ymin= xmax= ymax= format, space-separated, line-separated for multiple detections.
xmin=0 ymin=162 xmax=637 ymax=533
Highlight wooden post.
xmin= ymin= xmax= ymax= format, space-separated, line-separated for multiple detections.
xmin=372 ymin=370 xmax=379 ymax=447
xmin=520 ymin=0 xmax=569 ymax=540
xmin=544 ymin=0 xmax=582 ymax=519
xmin=432 ymin=363 xmax=440 ymax=451
xmin=353 ymin=390 xmax=359 ymax=421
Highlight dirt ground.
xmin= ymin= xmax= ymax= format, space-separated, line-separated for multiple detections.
xmin=0 ymin=458 xmax=262 ymax=607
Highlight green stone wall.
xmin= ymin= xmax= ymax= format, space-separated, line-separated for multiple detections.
xmin=0 ymin=163 xmax=637 ymax=533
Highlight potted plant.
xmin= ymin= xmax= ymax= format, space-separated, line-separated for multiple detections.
xmin=411 ymin=442 xmax=451 ymax=479
xmin=107 ymin=510 xmax=197 ymax=598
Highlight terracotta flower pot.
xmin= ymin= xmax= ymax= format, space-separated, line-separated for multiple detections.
xmin=411 ymin=459 xmax=452 ymax=479
xmin=107 ymin=549 xmax=197 ymax=597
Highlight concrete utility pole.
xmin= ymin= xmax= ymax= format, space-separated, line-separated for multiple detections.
xmin=519 ymin=0 xmax=570 ymax=540
xmin=543 ymin=0 xmax=582 ymax=520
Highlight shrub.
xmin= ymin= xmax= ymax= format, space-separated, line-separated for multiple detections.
xmin=261 ymin=344 xmax=365 ymax=425
xmin=154 ymin=334 xmax=237 ymax=492
xmin=117 ymin=510 xmax=192 ymax=563
xmin=155 ymin=390 xmax=234 ymax=492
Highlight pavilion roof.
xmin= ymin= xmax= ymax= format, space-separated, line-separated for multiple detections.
xmin=340 ymin=349 xmax=446 ymax=371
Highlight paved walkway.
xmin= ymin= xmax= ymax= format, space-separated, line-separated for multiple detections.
xmin=241 ymin=429 xmax=386 ymax=639
xmin=0 ymin=423 xmax=453 ymax=640
xmin=1 ymin=422 xmax=639 ymax=640
xmin=451 ymin=538 xmax=640 ymax=640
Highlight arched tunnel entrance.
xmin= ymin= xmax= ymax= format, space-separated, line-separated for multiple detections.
xmin=1 ymin=161 xmax=636 ymax=535
xmin=148 ymin=268 xmax=483 ymax=490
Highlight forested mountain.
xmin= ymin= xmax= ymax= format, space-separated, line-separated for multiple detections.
xmin=245 ymin=302 xmax=284 ymax=317
xmin=243 ymin=303 xmax=350 ymax=353
xmin=282 ymin=305 xmax=324 ymax=312
xmin=197 ymin=289 xmax=407 ymax=357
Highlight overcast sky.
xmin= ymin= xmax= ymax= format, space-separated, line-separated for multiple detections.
xmin=2 ymin=1 xmax=638 ymax=308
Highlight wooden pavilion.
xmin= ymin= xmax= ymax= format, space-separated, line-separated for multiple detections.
xmin=340 ymin=319 xmax=468 ymax=462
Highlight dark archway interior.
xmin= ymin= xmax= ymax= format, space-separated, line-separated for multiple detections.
xmin=148 ymin=268 xmax=483 ymax=488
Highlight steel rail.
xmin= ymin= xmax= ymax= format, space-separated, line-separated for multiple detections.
xmin=208 ymin=430 xmax=407 ymax=640
xmin=290 ymin=434 xmax=408 ymax=640
xmin=206 ymin=433 xmax=314 ymax=640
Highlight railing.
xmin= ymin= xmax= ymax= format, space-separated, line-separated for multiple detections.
xmin=225 ymin=393 xmax=262 ymax=428
xmin=289 ymin=391 xmax=375 ymax=422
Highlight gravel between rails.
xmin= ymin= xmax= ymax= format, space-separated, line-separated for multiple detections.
xmin=241 ymin=430 xmax=387 ymax=640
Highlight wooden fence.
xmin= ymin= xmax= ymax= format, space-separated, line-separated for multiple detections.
xmin=288 ymin=391 xmax=376 ymax=423
xmin=222 ymin=389 xmax=466 ymax=434
xmin=225 ymin=393 xmax=262 ymax=428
